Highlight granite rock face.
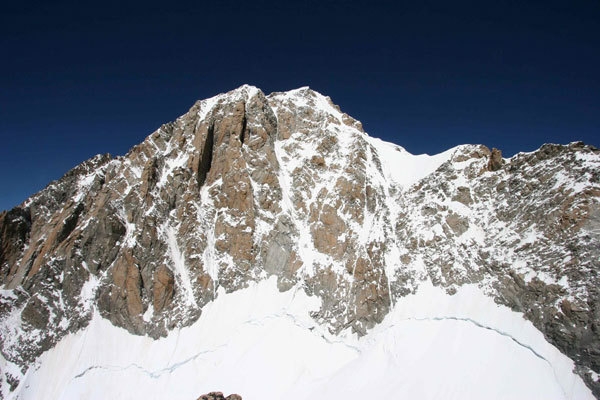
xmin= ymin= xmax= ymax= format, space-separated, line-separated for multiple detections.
xmin=1 ymin=85 xmax=599 ymax=397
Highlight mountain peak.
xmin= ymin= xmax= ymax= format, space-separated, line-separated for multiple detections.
xmin=0 ymin=86 xmax=599 ymax=398
xmin=227 ymin=83 xmax=262 ymax=98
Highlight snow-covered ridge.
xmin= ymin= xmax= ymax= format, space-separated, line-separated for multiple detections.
xmin=269 ymin=86 xmax=345 ymax=121
xmin=365 ymin=136 xmax=459 ymax=189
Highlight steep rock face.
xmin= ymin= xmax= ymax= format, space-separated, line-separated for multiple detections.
xmin=0 ymin=85 xmax=599 ymax=397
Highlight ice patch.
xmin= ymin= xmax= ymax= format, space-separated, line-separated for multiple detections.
xmin=142 ymin=304 xmax=154 ymax=322
xmin=79 ymin=274 xmax=100 ymax=308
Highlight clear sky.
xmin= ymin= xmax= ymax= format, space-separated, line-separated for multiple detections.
xmin=1 ymin=0 xmax=599 ymax=211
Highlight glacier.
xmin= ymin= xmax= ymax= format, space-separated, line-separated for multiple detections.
xmin=8 ymin=277 xmax=592 ymax=400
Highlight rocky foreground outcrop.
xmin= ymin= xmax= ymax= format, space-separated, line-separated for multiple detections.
xmin=0 ymin=85 xmax=599 ymax=397
xmin=197 ymin=392 xmax=241 ymax=400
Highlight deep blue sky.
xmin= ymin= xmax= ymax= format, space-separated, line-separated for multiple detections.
xmin=1 ymin=0 xmax=599 ymax=211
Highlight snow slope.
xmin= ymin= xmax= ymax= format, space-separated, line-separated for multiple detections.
xmin=11 ymin=277 xmax=592 ymax=400
xmin=365 ymin=136 xmax=457 ymax=189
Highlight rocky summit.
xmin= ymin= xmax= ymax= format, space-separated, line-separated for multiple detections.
xmin=0 ymin=85 xmax=599 ymax=398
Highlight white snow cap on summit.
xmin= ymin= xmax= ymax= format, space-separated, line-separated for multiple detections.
xmin=269 ymin=86 xmax=343 ymax=114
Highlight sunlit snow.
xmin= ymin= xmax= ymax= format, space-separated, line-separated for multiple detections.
xmin=10 ymin=277 xmax=593 ymax=400
xmin=365 ymin=136 xmax=456 ymax=189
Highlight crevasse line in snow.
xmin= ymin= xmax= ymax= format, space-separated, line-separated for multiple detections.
xmin=407 ymin=316 xmax=548 ymax=361
xmin=406 ymin=316 xmax=569 ymax=398
xmin=72 ymin=346 xmax=227 ymax=381
xmin=69 ymin=306 xmax=359 ymax=385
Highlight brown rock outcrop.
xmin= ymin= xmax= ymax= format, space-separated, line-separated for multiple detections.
xmin=487 ymin=147 xmax=503 ymax=171
xmin=153 ymin=264 xmax=175 ymax=313
xmin=197 ymin=392 xmax=242 ymax=400
xmin=0 ymin=207 xmax=31 ymax=281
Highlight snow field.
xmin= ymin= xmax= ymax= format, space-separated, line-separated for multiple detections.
xmin=11 ymin=277 xmax=593 ymax=400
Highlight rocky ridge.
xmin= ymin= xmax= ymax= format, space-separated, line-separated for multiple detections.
xmin=0 ymin=85 xmax=599 ymax=397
